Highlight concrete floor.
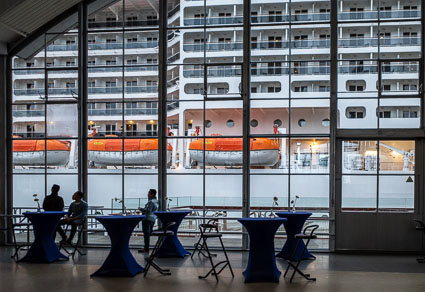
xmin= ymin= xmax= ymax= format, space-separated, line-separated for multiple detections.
xmin=1 ymin=247 xmax=425 ymax=292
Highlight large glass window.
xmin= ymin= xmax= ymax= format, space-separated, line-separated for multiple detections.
xmin=9 ymin=0 xmax=422 ymax=250
xmin=341 ymin=140 xmax=415 ymax=212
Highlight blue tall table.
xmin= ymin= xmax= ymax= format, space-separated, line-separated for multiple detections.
xmin=275 ymin=211 xmax=314 ymax=260
xmin=154 ymin=210 xmax=191 ymax=258
xmin=238 ymin=217 xmax=287 ymax=283
xmin=19 ymin=211 xmax=68 ymax=263
xmin=91 ymin=215 xmax=145 ymax=277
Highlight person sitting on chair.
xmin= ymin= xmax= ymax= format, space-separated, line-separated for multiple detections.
xmin=138 ymin=189 xmax=159 ymax=253
xmin=43 ymin=184 xmax=64 ymax=212
xmin=57 ymin=191 xmax=88 ymax=245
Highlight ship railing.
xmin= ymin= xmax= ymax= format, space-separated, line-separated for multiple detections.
xmin=338 ymin=10 xmax=421 ymax=21
xmin=87 ymin=108 xmax=158 ymax=116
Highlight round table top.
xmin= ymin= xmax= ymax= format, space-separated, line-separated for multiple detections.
xmin=154 ymin=210 xmax=191 ymax=214
xmin=275 ymin=211 xmax=312 ymax=216
xmin=95 ymin=215 xmax=145 ymax=221
xmin=238 ymin=217 xmax=287 ymax=222
xmin=23 ymin=211 xmax=67 ymax=216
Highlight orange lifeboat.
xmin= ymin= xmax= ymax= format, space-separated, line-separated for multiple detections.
xmin=88 ymin=138 xmax=172 ymax=166
xmin=13 ymin=137 xmax=71 ymax=166
xmin=189 ymin=137 xmax=279 ymax=166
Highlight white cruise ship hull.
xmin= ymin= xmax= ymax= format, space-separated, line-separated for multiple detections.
xmin=189 ymin=149 xmax=279 ymax=166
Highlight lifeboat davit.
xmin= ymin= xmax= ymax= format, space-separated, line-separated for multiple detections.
xmin=189 ymin=137 xmax=279 ymax=166
xmin=88 ymin=138 xmax=172 ymax=166
xmin=13 ymin=137 xmax=71 ymax=166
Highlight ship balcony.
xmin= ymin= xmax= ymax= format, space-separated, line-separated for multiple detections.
xmin=13 ymin=110 xmax=45 ymax=118
xmin=338 ymin=10 xmax=421 ymax=21
xmin=183 ymin=37 xmax=420 ymax=53
xmin=182 ymin=10 xmax=419 ymax=23
xmin=88 ymin=108 xmax=159 ymax=116
xmin=13 ymin=86 xmax=158 ymax=96
xmin=181 ymin=64 xmax=418 ymax=78
xmin=183 ymin=13 xmax=330 ymax=26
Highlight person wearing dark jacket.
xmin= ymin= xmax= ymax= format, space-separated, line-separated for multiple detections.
xmin=43 ymin=184 xmax=64 ymax=211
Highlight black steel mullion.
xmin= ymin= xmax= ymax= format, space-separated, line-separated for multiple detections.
xmin=288 ymin=0 xmax=292 ymax=211
xmin=5 ymin=56 xmax=13 ymax=244
xmin=329 ymin=0 xmax=338 ymax=252
xmin=420 ymin=1 xmax=425 ymax=130
xmin=77 ymin=2 xmax=89 ymax=244
xmin=43 ymin=33 xmax=48 ymax=196
xmin=158 ymin=0 xmax=168 ymax=211
xmin=242 ymin=0 xmax=251 ymax=250
xmin=121 ymin=1 xmax=125 ymax=213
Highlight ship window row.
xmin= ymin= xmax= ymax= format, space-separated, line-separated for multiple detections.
xmin=345 ymin=107 xmax=420 ymax=119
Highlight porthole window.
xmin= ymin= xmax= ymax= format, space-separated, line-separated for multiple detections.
xmin=322 ymin=119 xmax=330 ymax=127
xmin=205 ymin=120 xmax=212 ymax=128
xmin=273 ymin=119 xmax=282 ymax=127
xmin=226 ymin=120 xmax=235 ymax=128
xmin=250 ymin=119 xmax=258 ymax=127
xmin=298 ymin=119 xmax=307 ymax=127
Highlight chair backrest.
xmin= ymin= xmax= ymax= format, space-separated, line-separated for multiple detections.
xmin=413 ymin=219 xmax=425 ymax=231
xmin=199 ymin=221 xmax=219 ymax=235
xmin=303 ymin=224 xmax=319 ymax=237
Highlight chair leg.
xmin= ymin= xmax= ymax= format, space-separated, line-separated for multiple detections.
xmin=198 ymin=238 xmax=219 ymax=282
xmin=290 ymin=238 xmax=316 ymax=283
xmin=219 ymin=237 xmax=234 ymax=277
xmin=191 ymin=236 xmax=203 ymax=259
xmin=144 ymin=235 xmax=171 ymax=277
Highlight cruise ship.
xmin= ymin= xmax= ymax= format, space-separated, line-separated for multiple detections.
xmin=11 ymin=0 xmax=417 ymax=211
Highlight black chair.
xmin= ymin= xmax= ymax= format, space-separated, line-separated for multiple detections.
xmin=144 ymin=222 xmax=176 ymax=277
xmin=413 ymin=219 xmax=425 ymax=263
xmin=284 ymin=224 xmax=319 ymax=283
xmin=191 ymin=219 xmax=218 ymax=259
xmin=59 ymin=218 xmax=87 ymax=259
xmin=0 ymin=215 xmax=31 ymax=262
xmin=197 ymin=222 xmax=234 ymax=282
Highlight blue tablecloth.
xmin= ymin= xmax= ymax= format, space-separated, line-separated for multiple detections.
xmin=275 ymin=211 xmax=314 ymax=260
xmin=91 ymin=215 xmax=145 ymax=277
xmin=19 ymin=211 xmax=68 ymax=263
xmin=154 ymin=210 xmax=191 ymax=258
xmin=238 ymin=217 xmax=287 ymax=283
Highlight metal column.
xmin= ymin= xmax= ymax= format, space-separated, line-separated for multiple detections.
xmin=242 ymin=0 xmax=251 ymax=249
xmin=78 ymin=2 xmax=88 ymax=244
xmin=329 ymin=0 xmax=338 ymax=252
xmin=158 ymin=0 xmax=168 ymax=211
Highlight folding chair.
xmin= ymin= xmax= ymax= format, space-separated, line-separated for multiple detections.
xmin=191 ymin=219 xmax=218 ymax=259
xmin=144 ymin=222 xmax=176 ymax=277
xmin=413 ymin=219 xmax=425 ymax=263
xmin=284 ymin=224 xmax=319 ymax=283
xmin=197 ymin=222 xmax=234 ymax=282
xmin=0 ymin=216 xmax=31 ymax=262
xmin=59 ymin=218 xmax=87 ymax=259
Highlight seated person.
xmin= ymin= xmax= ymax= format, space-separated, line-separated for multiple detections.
xmin=43 ymin=184 xmax=64 ymax=211
xmin=57 ymin=191 xmax=88 ymax=245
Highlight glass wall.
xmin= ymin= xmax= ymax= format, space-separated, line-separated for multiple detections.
xmin=10 ymin=0 xmax=422 ymax=249
xmin=342 ymin=140 xmax=415 ymax=212
xmin=12 ymin=27 xmax=80 ymax=210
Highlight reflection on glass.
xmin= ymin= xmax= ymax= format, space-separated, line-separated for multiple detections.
xmin=379 ymin=175 xmax=414 ymax=212
xmin=342 ymin=175 xmax=377 ymax=211
xmin=379 ymin=140 xmax=415 ymax=172
xmin=342 ymin=140 xmax=377 ymax=173
xmin=290 ymin=138 xmax=330 ymax=172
